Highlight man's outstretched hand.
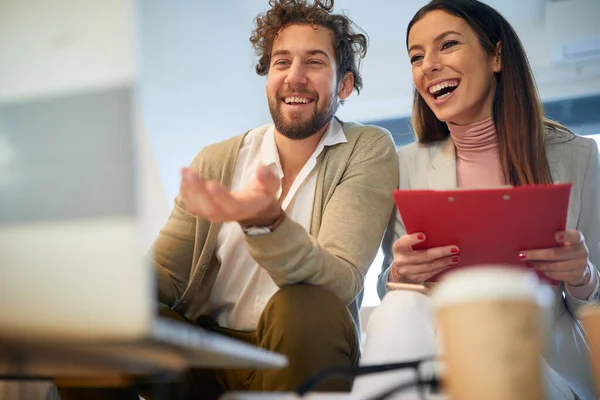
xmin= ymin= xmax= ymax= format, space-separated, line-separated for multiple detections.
xmin=179 ymin=164 xmax=283 ymax=226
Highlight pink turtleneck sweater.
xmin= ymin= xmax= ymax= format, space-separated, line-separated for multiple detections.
xmin=447 ymin=117 xmax=595 ymax=299
xmin=448 ymin=117 xmax=504 ymax=188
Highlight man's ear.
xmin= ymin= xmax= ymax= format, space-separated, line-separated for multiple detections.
xmin=338 ymin=72 xmax=354 ymax=100
xmin=493 ymin=41 xmax=502 ymax=73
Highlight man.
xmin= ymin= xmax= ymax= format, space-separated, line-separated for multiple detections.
xmin=60 ymin=0 xmax=398 ymax=398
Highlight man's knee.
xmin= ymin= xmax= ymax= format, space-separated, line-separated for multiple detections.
xmin=257 ymin=284 xmax=357 ymax=355
xmin=261 ymin=284 xmax=351 ymax=332
xmin=257 ymin=284 xmax=358 ymax=391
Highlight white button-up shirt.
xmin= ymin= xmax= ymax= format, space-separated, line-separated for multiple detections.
xmin=208 ymin=119 xmax=347 ymax=330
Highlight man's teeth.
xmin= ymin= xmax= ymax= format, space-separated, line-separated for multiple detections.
xmin=429 ymin=80 xmax=459 ymax=95
xmin=284 ymin=97 xmax=310 ymax=104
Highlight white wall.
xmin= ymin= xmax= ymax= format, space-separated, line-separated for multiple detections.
xmin=336 ymin=0 xmax=600 ymax=120
xmin=0 ymin=0 xmax=135 ymax=103
xmin=139 ymin=0 xmax=272 ymax=202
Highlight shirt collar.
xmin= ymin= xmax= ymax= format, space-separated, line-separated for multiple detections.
xmin=319 ymin=118 xmax=347 ymax=150
xmin=259 ymin=118 xmax=347 ymax=175
xmin=260 ymin=125 xmax=281 ymax=177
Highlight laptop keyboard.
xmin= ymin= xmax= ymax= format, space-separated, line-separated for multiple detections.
xmin=152 ymin=317 xmax=214 ymax=349
xmin=150 ymin=317 xmax=287 ymax=368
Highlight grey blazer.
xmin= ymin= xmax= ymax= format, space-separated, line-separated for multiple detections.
xmin=377 ymin=129 xmax=600 ymax=399
xmin=378 ymin=130 xmax=600 ymax=309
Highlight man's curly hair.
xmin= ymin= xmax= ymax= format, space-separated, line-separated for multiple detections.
xmin=249 ymin=0 xmax=368 ymax=94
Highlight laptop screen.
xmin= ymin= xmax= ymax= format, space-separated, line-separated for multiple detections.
xmin=0 ymin=87 xmax=136 ymax=225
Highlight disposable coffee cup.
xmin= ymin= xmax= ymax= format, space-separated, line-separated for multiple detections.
xmin=431 ymin=266 xmax=554 ymax=400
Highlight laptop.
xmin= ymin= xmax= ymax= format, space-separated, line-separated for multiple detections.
xmin=0 ymin=87 xmax=287 ymax=370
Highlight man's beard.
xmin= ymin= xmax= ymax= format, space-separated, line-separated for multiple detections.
xmin=268 ymin=90 xmax=339 ymax=140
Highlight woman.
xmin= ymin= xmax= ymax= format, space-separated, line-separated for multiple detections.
xmin=354 ymin=1 xmax=600 ymax=399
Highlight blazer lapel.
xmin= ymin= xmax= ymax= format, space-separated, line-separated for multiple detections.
xmin=427 ymin=137 xmax=458 ymax=189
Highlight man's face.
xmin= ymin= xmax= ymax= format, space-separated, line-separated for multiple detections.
xmin=266 ymin=24 xmax=352 ymax=140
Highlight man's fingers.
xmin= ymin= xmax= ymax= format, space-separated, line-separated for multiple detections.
xmin=181 ymin=168 xmax=201 ymax=184
xmin=205 ymin=181 xmax=240 ymax=216
xmin=256 ymin=164 xmax=281 ymax=196
xmin=180 ymin=169 xmax=215 ymax=215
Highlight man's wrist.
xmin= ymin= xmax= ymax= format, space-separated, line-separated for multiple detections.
xmin=239 ymin=205 xmax=285 ymax=237
xmin=239 ymin=202 xmax=283 ymax=229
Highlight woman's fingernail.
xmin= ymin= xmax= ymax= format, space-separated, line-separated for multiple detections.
xmin=556 ymin=232 xmax=565 ymax=242
xmin=518 ymin=253 xmax=526 ymax=260
xmin=525 ymin=262 xmax=533 ymax=268
xmin=451 ymin=247 xmax=459 ymax=254
xmin=452 ymin=256 xmax=460 ymax=263
xmin=417 ymin=234 xmax=425 ymax=241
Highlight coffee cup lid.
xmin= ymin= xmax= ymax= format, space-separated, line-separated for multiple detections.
xmin=431 ymin=266 xmax=554 ymax=309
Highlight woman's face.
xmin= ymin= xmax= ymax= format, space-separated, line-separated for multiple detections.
xmin=408 ymin=10 xmax=501 ymax=125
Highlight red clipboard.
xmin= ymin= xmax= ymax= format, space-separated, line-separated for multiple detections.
xmin=393 ymin=183 xmax=572 ymax=285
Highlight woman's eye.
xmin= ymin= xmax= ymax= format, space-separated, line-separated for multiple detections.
xmin=441 ymin=40 xmax=458 ymax=50
xmin=410 ymin=55 xmax=423 ymax=64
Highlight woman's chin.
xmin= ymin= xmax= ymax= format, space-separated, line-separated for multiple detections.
xmin=432 ymin=109 xmax=475 ymax=126
xmin=431 ymin=110 xmax=453 ymax=124
xmin=427 ymin=103 xmax=457 ymax=123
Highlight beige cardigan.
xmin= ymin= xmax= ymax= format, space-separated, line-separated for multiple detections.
xmin=151 ymin=120 xmax=399 ymax=331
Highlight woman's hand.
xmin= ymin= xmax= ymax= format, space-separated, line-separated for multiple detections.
xmin=389 ymin=233 xmax=460 ymax=283
xmin=519 ymin=230 xmax=591 ymax=286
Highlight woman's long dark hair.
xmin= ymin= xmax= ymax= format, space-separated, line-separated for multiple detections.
xmin=408 ymin=0 xmax=572 ymax=185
